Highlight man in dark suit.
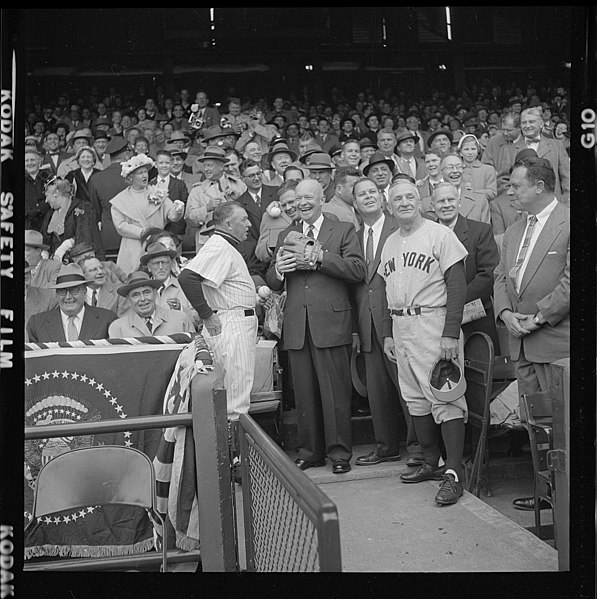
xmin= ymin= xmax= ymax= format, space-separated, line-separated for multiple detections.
xmin=493 ymin=157 xmax=569 ymax=511
xmin=431 ymin=182 xmax=500 ymax=351
xmin=266 ymin=179 xmax=365 ymax=474
xmin=350 ymin=177 xmax=423 ymax=467
xmin=150 ymin=149 xmax=190 ymax=250
xmin=26 ymin=263 xmax=117 ymax=344
xmin=236 ymin=158 xmax=279 ymax=284
xmin=41 ymin=130 xmax=69 ymax=177
xmin=87 ymin=136 xmax=130 ymax=258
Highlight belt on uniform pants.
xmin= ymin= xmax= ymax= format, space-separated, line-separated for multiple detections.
xmin=390 ymin=307 xmax=422 ymax=316
xmin=213 ymin=308 xmax=255 ymax=317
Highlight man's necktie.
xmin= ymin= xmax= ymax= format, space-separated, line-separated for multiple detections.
xmin=366 ymin=227 xmax=375 ymax=280
xmin=255 ymin=193 xmax=261 ymax=208
xmin=145 ymin=316 xmax=153 ymax=334
xmin=306 ymin=225 xmax=315 ymax=239
xmin=509 ymin=214 xmax=538 ymax=283
xmin=66 ymin=316 xmax=78 ymax=341
xmin=92 ymin=289 xmax=98 ymax=307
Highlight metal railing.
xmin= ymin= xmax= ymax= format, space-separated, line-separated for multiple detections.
xmin=238 ymin=413 xmax=342 ymax=572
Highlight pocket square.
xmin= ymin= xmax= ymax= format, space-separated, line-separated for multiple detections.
xmin=547 ymin=251 xmax=557 ymax=255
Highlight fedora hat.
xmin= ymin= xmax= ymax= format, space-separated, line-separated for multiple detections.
xmin=163 ymin=142 xmax=188 ymax=159
xmin=68 ymin=130 xmax=93 ymax=146
xmin=106 ymin=136 xmax=128 ymax=156
xmin=139 ymin=242 xmax=177 ymax=266
xmin=305 ymin=152 xmax=334 ymax=170
xmin=170 ymin=130 xmax=191 ymax=143
xmin=117 ymin=271 xmax=163 ymax=297
xmin=69 ymin=241 xmax=96 ymax=260
xmin=350 ymin=348 xmax=368 ymax=398
xmin=363 ymin=151 xmax=396 ymax=176
xmin=298 ymin=141 xmax=323 ymax=164
xmin=358 ymin=137 xmax=376 ymax=150
xmin=426 ymin=129 xmax=454 ymax=149
xmin=91 ymin=116 xmax=113 ymax=129
xmin=196 ymin=145 xmax=228 ymax=163
xmin=48 ymin=263 xmax=95 ymax=289
xmin=268 ymin=143 xmax=297 ymax=165
xmin=25 ymin=229 xmax=49 ymax=249
xmin=93 ymin=130 xmax=110 ymax=141
xmin=395 ymin=129 xmax=420 ymax=145
xmin=201 ymin=125 xmax=238 ymax=144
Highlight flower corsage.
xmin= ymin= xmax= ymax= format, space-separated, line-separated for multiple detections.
xmin=147 ymin=184 xmax=169 ymax=206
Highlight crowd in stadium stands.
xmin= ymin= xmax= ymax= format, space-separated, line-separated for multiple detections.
xmin=24 ymin=79 xmax=570 ymax=502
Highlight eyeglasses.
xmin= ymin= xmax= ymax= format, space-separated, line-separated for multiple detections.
xmin=148 ymin=260 xmax=171 ymax=268
xmin=56 ymin=286 xmax=84 ymax=296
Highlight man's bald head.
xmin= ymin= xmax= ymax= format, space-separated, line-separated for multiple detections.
xmin=295 ymin=179 xmax=324 ymax=224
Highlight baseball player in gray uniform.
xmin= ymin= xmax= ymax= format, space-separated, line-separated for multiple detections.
xmin=380 ymin=179 xmax=469 ymax=506
xmin=179 ymin=201 xmax=264 ymax=424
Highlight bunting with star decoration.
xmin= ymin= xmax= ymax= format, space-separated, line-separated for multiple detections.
xmin=24 ymin=341 xmax=188 ymax=559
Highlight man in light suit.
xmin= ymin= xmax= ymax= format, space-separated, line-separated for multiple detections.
xmin=26 ymin=263 xmax=117 ymax=344
xmin=349 ymin=177 xmax=423 ymax=467
xmin=493 ymin=157 xmax=569 ymax=511
xmin=108 ymin=271 xmax=195 ymax=339
xmin=266 ymin=179 xmax=365 ymax=475
xmin=515 ymin=107 xmax=570 ymax=203
xmin=79 ymin=256 xmax=129 ymax=317
xmin=25 ymin=261 xmax=59 ymax=342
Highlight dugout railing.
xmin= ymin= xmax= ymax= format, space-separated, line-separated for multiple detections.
xmin=24 ymin=375 xmax=342 ymax=572
xmin=238 ymin=413 xmax=342 ymax=572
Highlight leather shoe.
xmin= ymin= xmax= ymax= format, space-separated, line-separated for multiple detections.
xmin=400 ymin=462 xmax=445 ymax=483
xmin=513 ymin=496 xmax=551 ymax=511
xmin=355 ymin=451 xmax=401 ymax=466
xmin=295 ymin=458 xmax=325 ymax=471
xmin=332 ymin=459 xmax=351 ymax=474
xmin=405 ymin=455 xmax=425 ymax=467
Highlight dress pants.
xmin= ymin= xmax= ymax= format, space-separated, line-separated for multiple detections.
xmin=365 ymin=320 xmax=421 ymax=457
xmin=289 ymin=320 xmax=352 ymax=463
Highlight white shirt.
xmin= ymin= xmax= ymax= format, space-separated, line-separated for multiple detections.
xmin=157 ymin=174 xmax=170 ymax=188
xmin=302 ymin=213 xmax=324 ymax=239
xmin=60 ymin=305 xmax=85 ymax=340
xmin=86 ymin=286 xmax=99 ymax=306
xmin=363 ymin=213 xmax=385 ymax=258
xmin=515 ymin=197 xmax=558 ymax=291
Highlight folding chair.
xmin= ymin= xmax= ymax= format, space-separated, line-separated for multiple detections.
xmin=24 ymin=445 xmax=168 ymax=572
xmin=520 ymin=392 xmax=555 ymax=546
xmin=463 ymin=332 xmax=495 ymax=497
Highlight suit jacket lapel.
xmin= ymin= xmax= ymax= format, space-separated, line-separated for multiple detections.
xmin=317 ymin=217 xmax=334 ymax=248
xmin=453 ymin=214 xmax=469 ymax=247
xmin=79 ymin=305 xmax=99 ymax=340
xmin=518 ymin=203 xmax=565 ymax=295
xmin=47 ymin=309 xmax=66 ymax=342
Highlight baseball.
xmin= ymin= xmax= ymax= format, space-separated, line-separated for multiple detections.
xmin=258 ymin=286 xmax=272 ymax=299
xmin=267 ymin=202 xmax=281 ymax=218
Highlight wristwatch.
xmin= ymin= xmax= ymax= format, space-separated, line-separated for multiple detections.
xmin=532 ymin=313 xmax=542 ymax=326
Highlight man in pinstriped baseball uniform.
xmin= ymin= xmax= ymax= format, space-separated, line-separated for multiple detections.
xmin=179 ymin=201 xmax=265 ymax=426
xmin=380 ymin=179 xmax=469 ymax=506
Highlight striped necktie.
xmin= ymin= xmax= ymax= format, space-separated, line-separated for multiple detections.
xmin=91 ymin=289 xmax=98 ymax=307
xmin=509 ymin=215 xmax=538 ymax=284
xmin=306 ymin=225 xmax=315 ymax=239
xmin=366 ymin=227 xmax=375 ymax=280
xmin=145 ymin=316 xmax=153 ymax=334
